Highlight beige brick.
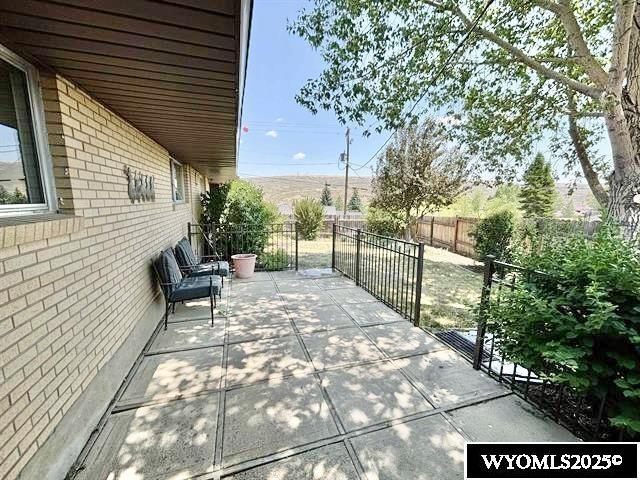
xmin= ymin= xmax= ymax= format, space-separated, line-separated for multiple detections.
xmin=8 ymin=278 xmax=40 ymax=302
xmin=0 ymin=73 xmax=210 ymax=480
xmin=4 ymin=253 xmax=37 ymax=272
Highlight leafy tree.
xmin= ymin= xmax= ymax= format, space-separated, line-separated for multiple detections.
xmin=520 ymin=153 xmax=558 ymax=218
xmin=347 ymin=187 xmax=362 ymax=211
xmin=290 ymin=0 xmax=640 ymax=237
xmin=200 ymin=179 xmax=277 ymax=256
xmin=294 ymin=197 xmax=325 ymax=240
xmin=320 ymin=182 xmax=333 ymax=206
xmin=334 ymin=194 xmax=343 ymax=212
xmin=370 ymin=119 xmax=470 ymax=239
xmin=201 ymin=183 xmax=231 ymax=224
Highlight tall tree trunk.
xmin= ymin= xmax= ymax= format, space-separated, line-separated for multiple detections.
xmin=604 ymin=94 xmax=640 ymax=238
xmin=404 ymin=210 xmax=414 ymax=241
xmin=567 ymin=92 xmax=609 ymax=208
xmin=606 ymin=5 xmax=640 ymax=239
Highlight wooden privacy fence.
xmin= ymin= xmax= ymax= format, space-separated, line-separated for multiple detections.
xmin=413 ymin=216 xmax=602 ymax=260
xmin=413 ymin=216 xmax=479 ymax=257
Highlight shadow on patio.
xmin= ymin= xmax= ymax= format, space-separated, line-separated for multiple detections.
xmin=72 ymin=270 xmax=576 ymax=480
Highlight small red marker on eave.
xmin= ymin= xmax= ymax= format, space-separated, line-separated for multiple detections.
xmin=242 ymin=126 xmax=249 ymax=133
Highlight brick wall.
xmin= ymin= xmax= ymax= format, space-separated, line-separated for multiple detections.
xmin=0 ymin=74 xmax=209 ymax=479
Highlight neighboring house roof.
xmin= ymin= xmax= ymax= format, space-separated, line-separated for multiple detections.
xmin=323 ymin=205 xmax=337 ymax=216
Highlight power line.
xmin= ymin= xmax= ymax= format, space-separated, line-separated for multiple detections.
xmin=240 ymin=162 xmax=335 ymax=166
xmin=352 ymin=0 xmax=495 ymax=172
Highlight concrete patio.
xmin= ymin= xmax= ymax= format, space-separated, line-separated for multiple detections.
xmin=73 ymin=270 xmax=575 ymax=480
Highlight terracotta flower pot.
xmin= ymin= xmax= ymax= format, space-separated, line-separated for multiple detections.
xmin=231 ymin=253 xmax=257 ymax=279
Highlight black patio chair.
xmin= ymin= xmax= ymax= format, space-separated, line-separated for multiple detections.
xmin=174 ymin=237 xmax=230 ymax=285
xmin=153 ymin=248 xmax=222 ymax=329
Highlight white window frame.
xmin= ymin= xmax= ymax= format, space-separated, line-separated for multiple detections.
xmin=170 ymin=157 xmax=185 ymax=204
xmin=0 ymin=43 xmax=56 ymax=216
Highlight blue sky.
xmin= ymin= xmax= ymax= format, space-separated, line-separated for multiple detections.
xmin=238 ymin=0 xmax=390 ymax=179
xmin=238 ymin=0 xmax=610 ymax=183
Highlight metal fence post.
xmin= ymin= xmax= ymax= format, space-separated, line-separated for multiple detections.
xmin=473 ymin=255 xmax=495 ymax=370
xmin=355 ymin=229 xmax=361 ymax=286
xmin=295 ymin=222 xmax=299 ymax=271
xmin=413 ymin=242 xmax=425 ymax=327
xmin=331 ymin=223 xmax=337 ymax=270
xmin=187 ymin=222 xmax=192 ymax=244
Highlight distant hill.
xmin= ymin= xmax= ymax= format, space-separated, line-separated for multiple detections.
xmin=245 ymin=174 xmax=599 ymax=218
xmin=245 ymin=175 xmax=373 ymax=206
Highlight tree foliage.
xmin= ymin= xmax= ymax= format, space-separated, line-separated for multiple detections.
xmin=200 ymin=179 xmax=277 ymax=255
xmin=290 ymin=0 xmax=640 ymax=235
xmin=365 ymin=206 xmax=404 ymax=237
xmin=347 ymin=187 xmax=362 ymax=211
xmin=294 ymin=197 xmax=325 ymax=240
xmin=471 ymin=210 xmax=518 ymax=261
xmin=520 ymin=153 xmax=558 ymax=218
xmin=0 ymin=185 xmax=28 ymax=205
xmin=370 ymin=119 xmax=470 ymax=238
xmin=320 ymin=182 xmax=333 ymax=206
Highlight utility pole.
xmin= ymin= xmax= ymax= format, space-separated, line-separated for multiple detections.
xmin=343 ymin=127 xmax=350 ymax=216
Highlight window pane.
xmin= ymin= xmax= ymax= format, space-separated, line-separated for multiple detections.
xmin=172 ymin=161 xmax=184 ymax=202
xmin=0 ymin=58 xmax=44 ymax=205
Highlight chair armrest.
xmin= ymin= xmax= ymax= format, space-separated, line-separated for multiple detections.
xmin=200 ymin=254 xmax=221 ymax=261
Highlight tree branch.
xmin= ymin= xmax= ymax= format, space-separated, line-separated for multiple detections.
xmin=554 ymin=0 xmax=609 ymax=87
xmin=445 ymin=3 xmax=603 ymax=99
xmin=609 ymin=0 xmax=637 ymax=93
xmin=567 ymin=91 xmax=609 ymax=207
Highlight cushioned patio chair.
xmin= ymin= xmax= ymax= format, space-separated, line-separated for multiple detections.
xmin=174 ymin=237 xmax=230 ymax=285
xmin=153 ymin=248 xmax=222 ymax=329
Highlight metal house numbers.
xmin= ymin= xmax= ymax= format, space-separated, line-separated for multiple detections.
xmin=124 ymin=166 xmax=156 ymax=203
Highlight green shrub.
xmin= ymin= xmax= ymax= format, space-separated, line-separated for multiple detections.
xmin=471 ymin=210 xmax=517 ymax=261
xmin=200 ymin=183 xmax=230 ymax=224
xmin=259 ymin=248 xmax=290 ymax=271
xmin=201 ymin=179 xmax=278 ymax=255
xmin=294 ymin=197 xmax=324 ymax=240
xmin=365 ymin=206 xmax=404 ymax=237
xmin=487 ymin=226 xmax=640 ymax=435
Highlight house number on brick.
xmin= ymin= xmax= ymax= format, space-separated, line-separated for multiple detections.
xmin=124 ymin=166 xmax=156 ymax=203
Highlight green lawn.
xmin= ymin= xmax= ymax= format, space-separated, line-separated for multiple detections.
xmin=419 ymin=246 xmax=483 ymax=330
xmin=296 ymin=238 xmax=482 ymax=330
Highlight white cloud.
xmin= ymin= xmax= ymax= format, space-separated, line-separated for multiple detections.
xmin=292 ymin=152 xmax=306 ymax=160
xmin=265 ymin=130 xmax=278 ymax=138
xmin=276 ymin=117 xmax=284 ymax=122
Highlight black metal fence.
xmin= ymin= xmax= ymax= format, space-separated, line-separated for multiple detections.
xmin=332 ymin=224 xmax=425 ymax=325
xmin=472 ymin=255 xmax=622 ymax=441
xmin=187 ymin=222 xmax=298 ymax=271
